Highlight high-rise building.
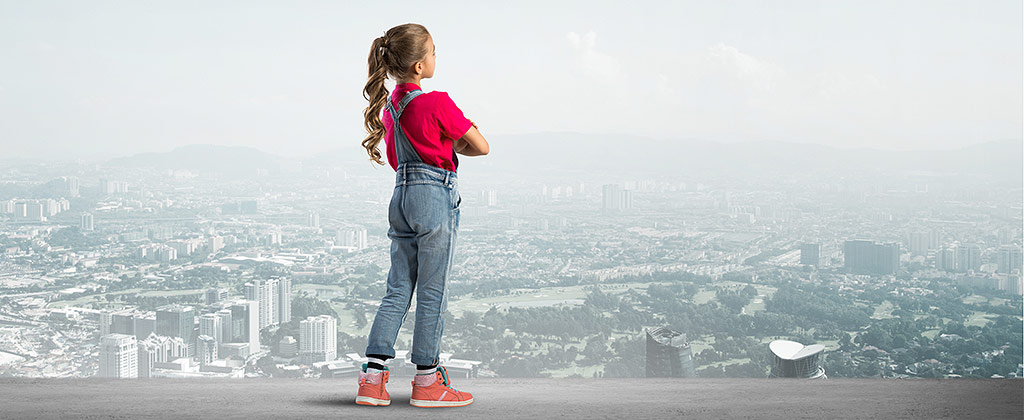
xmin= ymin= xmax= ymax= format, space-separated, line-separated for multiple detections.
xmin=278 ymin=336 xmax=298 ymax=357
xmin=99 ymin=334 xmax=138 ymax=378
xmin=800 ymin=243 xmax=821 ymax=266
xmin=215 ymin=309 xmax=233 ymax=348
xmin=909 ymin=230 xmax=941 ymax=255
xmin=110 ymin=309 xmax=137 ymax=336
xmin=996 ymin=226 xmax=1021 ymax=245
xmin=147 ymin=225 xmax=174 ymax=241
xmin=337 ymin=228 xmax=368 ymax=250
xmin=99 ymin=311 xmax=113 ymax=336
xmin=12 ymin=201 xmax=27 ymax=218
xmin=308 ymin=211 xmax=321 ymax=228
xmin=239 ymin=199 xmax=259 ymax=214
xmin=64 ymin=176 xmax=80 ymax=197
xmin=768 ymin=340 xmax=826 ymax=379
xmin=299 ymin=315 xmax=337 ymax=364
xmin=166 ymin=239 xmax=201 ymax=257
xmin=955 ymin=244 xmax=982 ymax=272
xmin=936 ymin=247 xmax=957 ymax=271
xmin=602 ymin=184 xmax=620 ymax=211
xmin=81 ymin=213 xmax=94 ymax=231
xmin=357 ymin=228 xmax=367 ymax=249
xmin=108 ymin=309 xmax=154 ymax=340
xmin=997 ymin=245 xmax=1023 ymax=274
xmin=644 ymin=327 xmax=696 ymax=378
xmin=25 ymin=202 xmax=44 ymax=221
xmin=277 ymin=278 xmax=292 ymax=324
xmin=205 ymin=288 xmax=228 ymax=305
xmin=229 ymin=300 xmax=260 ymax=353
xmin=199 ymin=313 xmax=223 ymax=344
xmin=134 ymin=314 xmax=156 ymax=340
xmin=263 ymin=230 xmax=282 ymax=246
xmin=482 ymin=189 xmax=498 ymax=206
xmin=1006 ymin=273 xmax=1023 ymax=296
xmin=602 ymin=184 xmax=634 ymax=212
xmin=155 ymin=246 xmax=177 ymax=262
xmin=197 ymin=335 xmax=218 ymax=366
xmin=99 ymin=178 xmax=129 ymax=195
xmin=622 ymin=189 xmax=633 ymax=210
xmin=245 ymin=279 xmax=279 ymax=330
xmin=843 ymin=240 xmax=899 ymax=275
xmin=207 ymin=235 xmax=224 ymax=253
xmin=137 ymin=340 xmax=158 ymax=378
xmin=43 ymin=199 xmax=58 ymax=216
xmin=155 ymin=304 xmax=196 ymax=357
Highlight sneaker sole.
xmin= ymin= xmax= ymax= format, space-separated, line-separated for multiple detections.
xmin=356 ymin=396 xmax=391 ymax=406
xmin=410 ymin=397 xmax=474 ymax=407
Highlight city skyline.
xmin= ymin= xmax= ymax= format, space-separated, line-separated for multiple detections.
xmin=0 ymin=0 xmax=1021 ymax=388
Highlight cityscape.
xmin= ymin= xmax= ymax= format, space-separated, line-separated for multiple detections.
xmin=1 ymin=136 xmax=1021 ymax=380
xmin=0 ymin=2 xmax=1020 ymax=419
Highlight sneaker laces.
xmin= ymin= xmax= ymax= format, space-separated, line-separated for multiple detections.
xmin=437 ymin=366 xmax=460 ymax=393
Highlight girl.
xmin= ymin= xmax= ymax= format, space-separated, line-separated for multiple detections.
xmin=355 ymin=23 xmax=489 ymax=408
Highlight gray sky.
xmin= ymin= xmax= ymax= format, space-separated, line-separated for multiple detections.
xmin=1 ymin=0 xmax=1021 ymax=160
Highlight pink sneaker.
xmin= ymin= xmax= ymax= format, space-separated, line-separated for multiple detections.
xmin=355 ymin=364 xmax=390 ymax=406
xmin=410 ymin=366 xmax=474 ymax=408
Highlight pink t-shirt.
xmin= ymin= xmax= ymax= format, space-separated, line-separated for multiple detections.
xmin=383 ymin=82 xmax=473 ymax=173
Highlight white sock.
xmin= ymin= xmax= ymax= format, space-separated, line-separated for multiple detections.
xmin=366 ymin=356 xmax=386 ymax=373
xmin=417 ymin=367 xmax=437 ymax=375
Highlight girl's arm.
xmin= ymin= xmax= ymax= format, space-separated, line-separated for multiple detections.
xmin=455 ymin=121 xmax=489 ymax=156
xmin=455 ymin=137 xmax=482 ymax=156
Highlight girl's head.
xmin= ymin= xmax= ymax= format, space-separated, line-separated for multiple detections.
xmin=362 ymin=23 xmax=434 ymax=166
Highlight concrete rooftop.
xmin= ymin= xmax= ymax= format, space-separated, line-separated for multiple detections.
xmin=0 ymin=377 xmax=1020 ymax=419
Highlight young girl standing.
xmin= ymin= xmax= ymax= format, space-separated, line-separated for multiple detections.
xmin=355 ymin=23 xmax=489 ymax=408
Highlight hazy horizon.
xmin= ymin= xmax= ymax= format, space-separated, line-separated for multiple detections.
xmin=1 ymin=0 xmax=1021 ymax=160
xmin=1 ymin=132 xmax=1021 ymax=166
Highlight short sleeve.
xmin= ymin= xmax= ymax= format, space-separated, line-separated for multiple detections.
xmin=434 ymin=92 xmax=473 ymax=141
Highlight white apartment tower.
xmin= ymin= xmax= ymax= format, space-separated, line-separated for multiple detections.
xmin=99 ymin=333 xmax=138 ymax=378
xmin=245 ymin=279 xmax=279 ymax=330
xmin=215 ymin=309 xmax=233 ymax=346
xmin=277 ymin=277 xmax=292 ymax=324
xmin=199 ymin=313 xmax=223 ymax=344
xmin=299 ymin=315 xmax=337 ymax=364
xmin=81 ymin=212 xmax=94 ymax=231
xmin=197 ymin=335 xmax=218 ymax=366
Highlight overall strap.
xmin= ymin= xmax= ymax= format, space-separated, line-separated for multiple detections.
xmin=385 ymin=89 xmax=424 ymax=120
xmin=385 ymin=88 xmax=426 ymax=167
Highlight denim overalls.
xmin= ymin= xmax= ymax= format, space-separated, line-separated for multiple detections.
xmin=365 ymin=87 xmax=461 ymax=367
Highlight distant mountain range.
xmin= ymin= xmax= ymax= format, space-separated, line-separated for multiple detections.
xmin=105 ymin=144 xmax=289 ymax=176
xmin=103 ymin=134 xmax=1022 ymax=178
xmin=476 ymin=132 xmax=1022 ymax=177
